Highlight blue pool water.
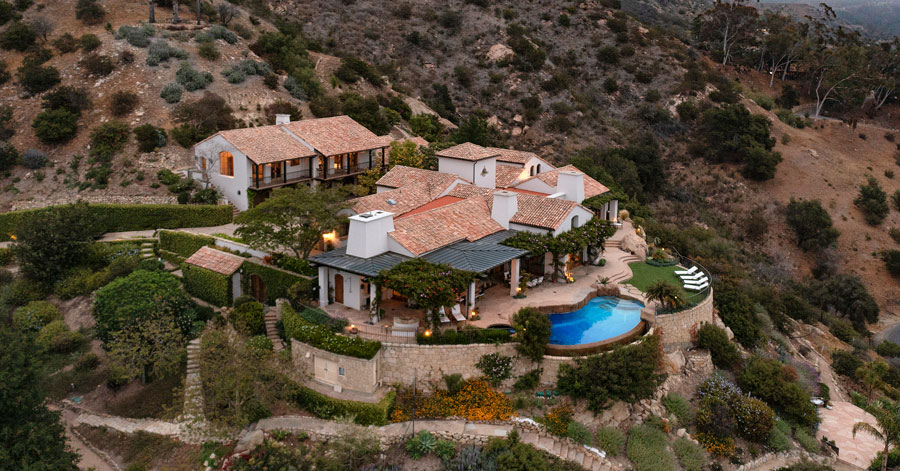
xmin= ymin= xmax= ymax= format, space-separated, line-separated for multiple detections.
xmin=549 ymin=297 xmax=644 ymax=345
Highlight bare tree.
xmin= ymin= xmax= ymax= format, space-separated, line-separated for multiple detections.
xmin=172 ymin=0 xmax=180 ymax=24
xmin=29 ymin=16 xmax=54 ymax=42
xmin=217 ymin=3 xmax=239 ymax=27
xmin=148 ymin=0 xmax=155 ymax=23
xmin=196 ymin=0 xmax=201 ymax=25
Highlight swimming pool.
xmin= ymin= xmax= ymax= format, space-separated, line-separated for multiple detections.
xmin=549 ymin=297 xmax=644 ymax=345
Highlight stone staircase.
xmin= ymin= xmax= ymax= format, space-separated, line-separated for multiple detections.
xmin=264 ymin=308 xmax=284 ymax=352
xmin=138 ymin=239 xmax=156 ymax=261
xmin=182 ymin=338 xmax=203 ymax=419
xmin=519 ymin=430 xmax=611 ymax=471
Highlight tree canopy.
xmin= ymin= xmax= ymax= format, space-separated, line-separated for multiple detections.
xmin=13 ymin=201 xmax=99 ymax=284
xmin=235 ymin=185 xmax=350 ymax=259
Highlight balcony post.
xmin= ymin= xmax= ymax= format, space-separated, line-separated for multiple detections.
xmin=283 ymin=161 xmax=287 ymax=183
xmin=254 ymin=163 xmax=259 ymax=188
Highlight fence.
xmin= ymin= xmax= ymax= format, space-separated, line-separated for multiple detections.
xmin=656 ymin=247 xmax=712 ymax=315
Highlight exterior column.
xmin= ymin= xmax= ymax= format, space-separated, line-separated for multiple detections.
xmin=611 ymin=199 xmax=619 ymax=222
xmin=510 ymin=258 xmax=521 ymax=297
xmin=602 ymin=202 xmax=610 ymax=220
xmin=369 ymin=282 xmax=376 ymax=309
xmin=468 ymin=281 xmax=476 ymax=316
xmin=318 ymin=266 xmax=329 ymax=306
xmin=283 ymin=161 xmax=287 ymax=183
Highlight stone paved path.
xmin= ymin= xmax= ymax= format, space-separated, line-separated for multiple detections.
xmin=817 ymin=401 xmax=881 ymax=469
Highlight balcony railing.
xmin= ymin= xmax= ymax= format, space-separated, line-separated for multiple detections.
xmin=248 ymin=168 xmax=312 ymax=189
xmin=317 ymin=162 xmax=373 ymax=179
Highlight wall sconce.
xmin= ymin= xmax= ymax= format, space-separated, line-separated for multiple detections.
xmin=423 ymin=329 xmax=432 ymax=337
xmin=481 ymin=167 xmax=489 ymax=177
xmin=322 ymin=231 xmax=337 ymax=242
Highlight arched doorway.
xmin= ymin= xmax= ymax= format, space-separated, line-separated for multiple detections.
xmin=250 ymin=273 xmax=266 ymax=303
xmin=334 ymin=274 xmax=344 ymax=304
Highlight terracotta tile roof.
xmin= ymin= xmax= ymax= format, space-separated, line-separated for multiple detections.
xmin=486 ymin=147 xmax=540 ymax=165
xmin=351 ymin=182 xmax=451 ymax=216
xmin=376 ymin=165 xmax=463 ymax=189
xmin=284 ymin=115 xmax=393 ymax=156
xmin=214 ymin=126 xmax=318 ymax=165
xmin=436 ymin=142 xmax=500 ymax=161
xmin=447 ymin=184 xmax=582 ymax=230
xmin=390 ymin=198 xmax=503 ymax=255
xmin=184 ymin=246 xmax=244 ymax=275
xmin=405 ymin=136 xmax=430 ymax=148
xmin=397 ymin=195 xmax=464 ymax=218
xmin=525 ymin=165 xmax=611 ymax=198
xmin=496 ymin=165 xmax=531 ymax=188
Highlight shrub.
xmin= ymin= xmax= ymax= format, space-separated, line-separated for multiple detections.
xmin=232 ymin=300 xmax=265 ymax=336
xmin=832 ymin=350 xmax=864 ymax=378
xmin=289 ymin=385 xmax=395 ymax=426
xmin=695 ymin=324 xmax=741 ymax=369
xmin=732 ymin=396 xmax=775 ymax=442
xmin=883 ymin=249 xmax=900 ymax=277
xmin=17 ymin=63 xmax=60 ymax=94
xmin=42 ymin=86 xmax=92 ymax=115
xmin=75 ymin=0 xmax=106 ymax=25
xmin=829 ymin=317 xmax=858 ymax=343
xmin=475 ymin=352 xmax=513 ymax=386
xmin=37 ymin=320 xmax=83 ymax=353
xmin=513 ymin=306 xmax=552 ymax=362
xmin=197 ymin=41 xmax=219 ymax=61
xmin=567 ymin=421 xmax=593 ymax=444
xmin=176 ymin=62 xmax=213 ymax=91
xmin=208 ymin=24 xmax=238 ymax=44
xmin=75 ymin=351 xmax=100 ymax=371
xmin=78 ymin=33 xmax=101 ymax=52
xmin=513 ymin=368 xmax=542 ymax=392
xmin=109 ymin=91 xmax=139 ymax=117
xmin=877 ymin=341 xmax=900 ymax=358
xmin=416 ymin=327 xmax=512 ymax=345
xmin=158 ymin=229 xmax=214 ymax=257
xmin=13 ymin=300 xmax=61 ymax=331
xmin=595 ymin=427 xmax=625 ymax=456
xmin=22 ymin=149 xmax=47 ymax=169
xmin=662 ymin=393 xmax=692 ymax=425
xmin=248 ymin=335 xmax=273 ymax=354
xmin=146 ymin=40 xmax=187 ymax=66
xmin=309 ymin=95 xmax=342 ymax=118
xmin=0 ymin=21 xmax=35 ymax=51
xmin=767 ymin=421 xmax=792 ymax=452
xmin=626 ymin=425 xmax=675 ymax=471
xmin=80 ymin=53 xmax=116 ymax=77
xmin=854 ymin=177 xmax=889 ymax=225
xmin=221 ymin=65 xmax=246 ymax=84
xmin=0 ymin=60 xmax=8 ymax=86
xmin=673 ymin=437 xmax=707 ymax=471
xmin=264 ymin=101 xmax=302 ymax=124
xmin=794 ymin=429 xmax=819 ymax=453
xmin=738 ymin=356 xmax=817 ymax=426
xmin=32 ymin=109 xmax=78 ymax=144
xmin=89 ymin=121 xmax=130 ymax=163
xmin=0 ymin=143 xmax=17 ymax=171
xmin=160 ymin=82 xmax=182 ymax=104
xmin=597 ymin=46 xmax=619 ymax=64
xmin=282 ymin=303 xmax=380 ymax=359
xmin=115 ymin=23 xmax=154 ymax=47
xmin=714 ymin=282 xmax=763 ymax=348
xmin=133 ymin=124 xmax=167 ymax=152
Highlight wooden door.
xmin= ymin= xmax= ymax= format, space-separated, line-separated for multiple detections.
xmin=314 ymin=357 xmax=339 ymax=385
xmin=334 ymin=274 xmax=344 ymax=304
xmin=250 ymin=273 xmax=266 ymax=303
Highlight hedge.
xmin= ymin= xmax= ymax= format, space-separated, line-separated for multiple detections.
xmin=158 ymin=249 xmax=185 ymax=265
xmin=159 ymin=230 xmax=215 ymax=258
xmin=182 ymin=263 xmax=231 ymax=306
xmin=416 ymin=327 xmax=513 ymax=345
xmin=289 ymin=386 xmax=395 ymax=426
xmin=241 ymin=260 xmax=306 ymax=305
xmin=283 ymin=303 xmax=380 ymax=359
xmin=0 ymin=203 xmax=232 ymax=241
xmin=296 ymin=305 xmax=348 ymax=332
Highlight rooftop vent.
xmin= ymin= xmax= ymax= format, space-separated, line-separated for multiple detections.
xmin=386 ymin=199 xmax=397 ymax=206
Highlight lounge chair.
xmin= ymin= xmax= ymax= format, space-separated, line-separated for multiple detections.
xmin=680 ymin=271 xmax=706 ymax=281
xmin=674 ymin=266 xmax=698 ymax=276
xmin=450 ymin=304 xmax=466 ymax=322
xmin=683 ymin=276 xmax=708 ymax=286
xmin=439 ymin=309 xmax=451 ymax=324
xmin=684 ymin=282 xmax=709 ymax=292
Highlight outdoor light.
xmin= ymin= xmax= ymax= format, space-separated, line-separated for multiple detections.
xmin=322 ymin=231 xmax=337 ymax=241
xmin=424 ymin=330 xmax=432 ymax=337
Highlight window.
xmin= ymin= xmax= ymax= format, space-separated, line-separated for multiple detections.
xmin=201 ymin=158 xmax=207 ymax=171
xmin=571 ymin=215 xmax=580 ymax=228
xmin=290 ymin=158 xmax=300 ymax=166
xmin=219 ymin=151 xmax=234 ymax=177
xmin=339 ymin=367 xmax=345 ymax=376
xmin=529 ymin=165 xmax=535 ymax=176
xmin=537 ymin=164 xmax=542 ymax=173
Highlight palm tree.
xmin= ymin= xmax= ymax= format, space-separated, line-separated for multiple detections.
xmin=645 ymin=280 xmax=686 ymax=312
xmin=853 ymin=399 xmax=900 ymax=471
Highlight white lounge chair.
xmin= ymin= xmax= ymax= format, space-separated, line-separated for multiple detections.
xmin=683 ymin=276 xmax=708 ymax=287
xmin=680 ymin=271 xmax=706 ymax=281
xmin=450 ymin=304 xmax=466 ymax=322
xmin=674 ymin=266 xmax=698 ymax=276
xmin=438 ymin=308 xmax=451 ymax=324
xmin=684 ymin=282 xmax=709 ymax=292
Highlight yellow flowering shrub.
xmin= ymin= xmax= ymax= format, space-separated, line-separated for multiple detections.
xmin=542 ymin=404 xmax=574 ymax=436
xmin=695 ymin=433 xmax=736 ymax=458
xmin=391 ymin=378 xmax=514 ymax=422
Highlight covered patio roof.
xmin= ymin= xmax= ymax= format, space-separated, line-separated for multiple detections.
xmin=308 ymin=230 xmax=528 ymax=277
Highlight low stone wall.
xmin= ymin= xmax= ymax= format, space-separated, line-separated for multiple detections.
xmin=735 ymin=449 xmax=834 ymax=471
xmin=291 ymin=340 xmax=379 ymax=394
xmin=651 ymin=288 xmax=715 ymax=350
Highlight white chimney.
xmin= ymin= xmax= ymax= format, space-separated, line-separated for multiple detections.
xmin=275 ymin=114 xmax=291 ymax=125
xmin=491 ymin=190 xmax=518 ymax=229
xmin=556 ymin=170 xmax=585 ymax=203
xmin=346 ymin=210 xmax=394 ymax=258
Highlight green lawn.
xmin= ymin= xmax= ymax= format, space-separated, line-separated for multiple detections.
xmin=624 ymin=262 xmax=683 ymax=292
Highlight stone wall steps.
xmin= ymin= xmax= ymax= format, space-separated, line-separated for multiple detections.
xmin=182 ymin=338 xmax=203 ymax=419
xmin=264 ymin=310 xmax=283 ymax=352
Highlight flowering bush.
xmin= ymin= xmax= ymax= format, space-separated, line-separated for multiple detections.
xmin=391 ymin=378 xmax=514 ymax=422
xmin=732 ymin=396 xmax=775 ymax=442
xmin=542 ymin=404 xmax=574 ymax=436
xmin=696 ymin=375 xmax=775 ymax=443
xmin=696 ymin=433 xmax=736 ymax=457
xmin=476 ymin=353 xmax=513 ymax=386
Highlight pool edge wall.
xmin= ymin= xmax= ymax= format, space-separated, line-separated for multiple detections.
xmin=545 ymin=320 xmax=648 ymax=356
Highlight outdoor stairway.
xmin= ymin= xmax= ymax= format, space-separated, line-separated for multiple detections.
xmin=519 ymin=431 xmax=607 ymax=471
xmin=264 ymin=309 xmax=283 ymax=352
xmin=182 ymin=338 xmax=203 ymax=419
xmin=138 ymin=239 xmax=155 ymax=261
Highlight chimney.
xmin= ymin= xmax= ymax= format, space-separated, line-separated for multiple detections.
xmin=346 ymin=210 xmax=394 ymax=258
xmin=491 ymin=190 xmax=518 ymax=229
xmin=556 ymin=170 xmax=585 ymax=203
xmin=275 ymin=114 xmax=291 ymax=125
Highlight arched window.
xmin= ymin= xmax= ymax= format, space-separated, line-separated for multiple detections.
xmin=571 ymin=215 xmax=580 ymax=228
xmin=219 ymin=151 xmax=234 ymax=177
xmin=529 ymin=165 xmax=535 ymax=176
xmin=537 ymin=164 xmax=542 ymax=174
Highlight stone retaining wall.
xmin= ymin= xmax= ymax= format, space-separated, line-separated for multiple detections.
xmin=651 ymin=288 xmax=715 ymax=350
xmin=291 ymin=340 xmax=379 ymax=394
xmin=735 ymin=449 xmax=834 ymax=471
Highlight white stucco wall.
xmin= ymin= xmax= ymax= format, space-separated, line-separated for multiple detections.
xmin=438 ymin=157 xmax=497 ymax=187
xmin=473 ymin=157 xmax=497 ymax=188
xmin=194 ymin=135 xmax=251 ymax=210
xmin=552 ymin=206 xmax=594 ymax=236
xmin=513 ymin=176 xmax=555 ymax=194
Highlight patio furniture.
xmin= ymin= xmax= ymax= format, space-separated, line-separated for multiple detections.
xmin=392 ymin=318 xmax=419 ymax=338
xmin=683 ymin=276 xmax=708 ymax=286
xmin=674 ymin=266 xmax=698 ymax=276
xmin=684 ymin=282 xmax=709 ymax=292
xmin=680 ymin=271 xmax=706 ymax=281
xmin=450 ymin=304 xmax=466 ymax=322
xmin=439 ymin=309 xmax=451 ymax=324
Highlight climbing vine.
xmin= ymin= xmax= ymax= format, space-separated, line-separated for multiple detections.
xmin=373 ymin=259 xmax=476 ymax=328
xmin=502 ymin=218 xmax=615 ymax=281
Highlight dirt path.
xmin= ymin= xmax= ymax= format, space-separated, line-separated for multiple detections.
xmin=56 ymin=407 xmax=118 ymax=471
